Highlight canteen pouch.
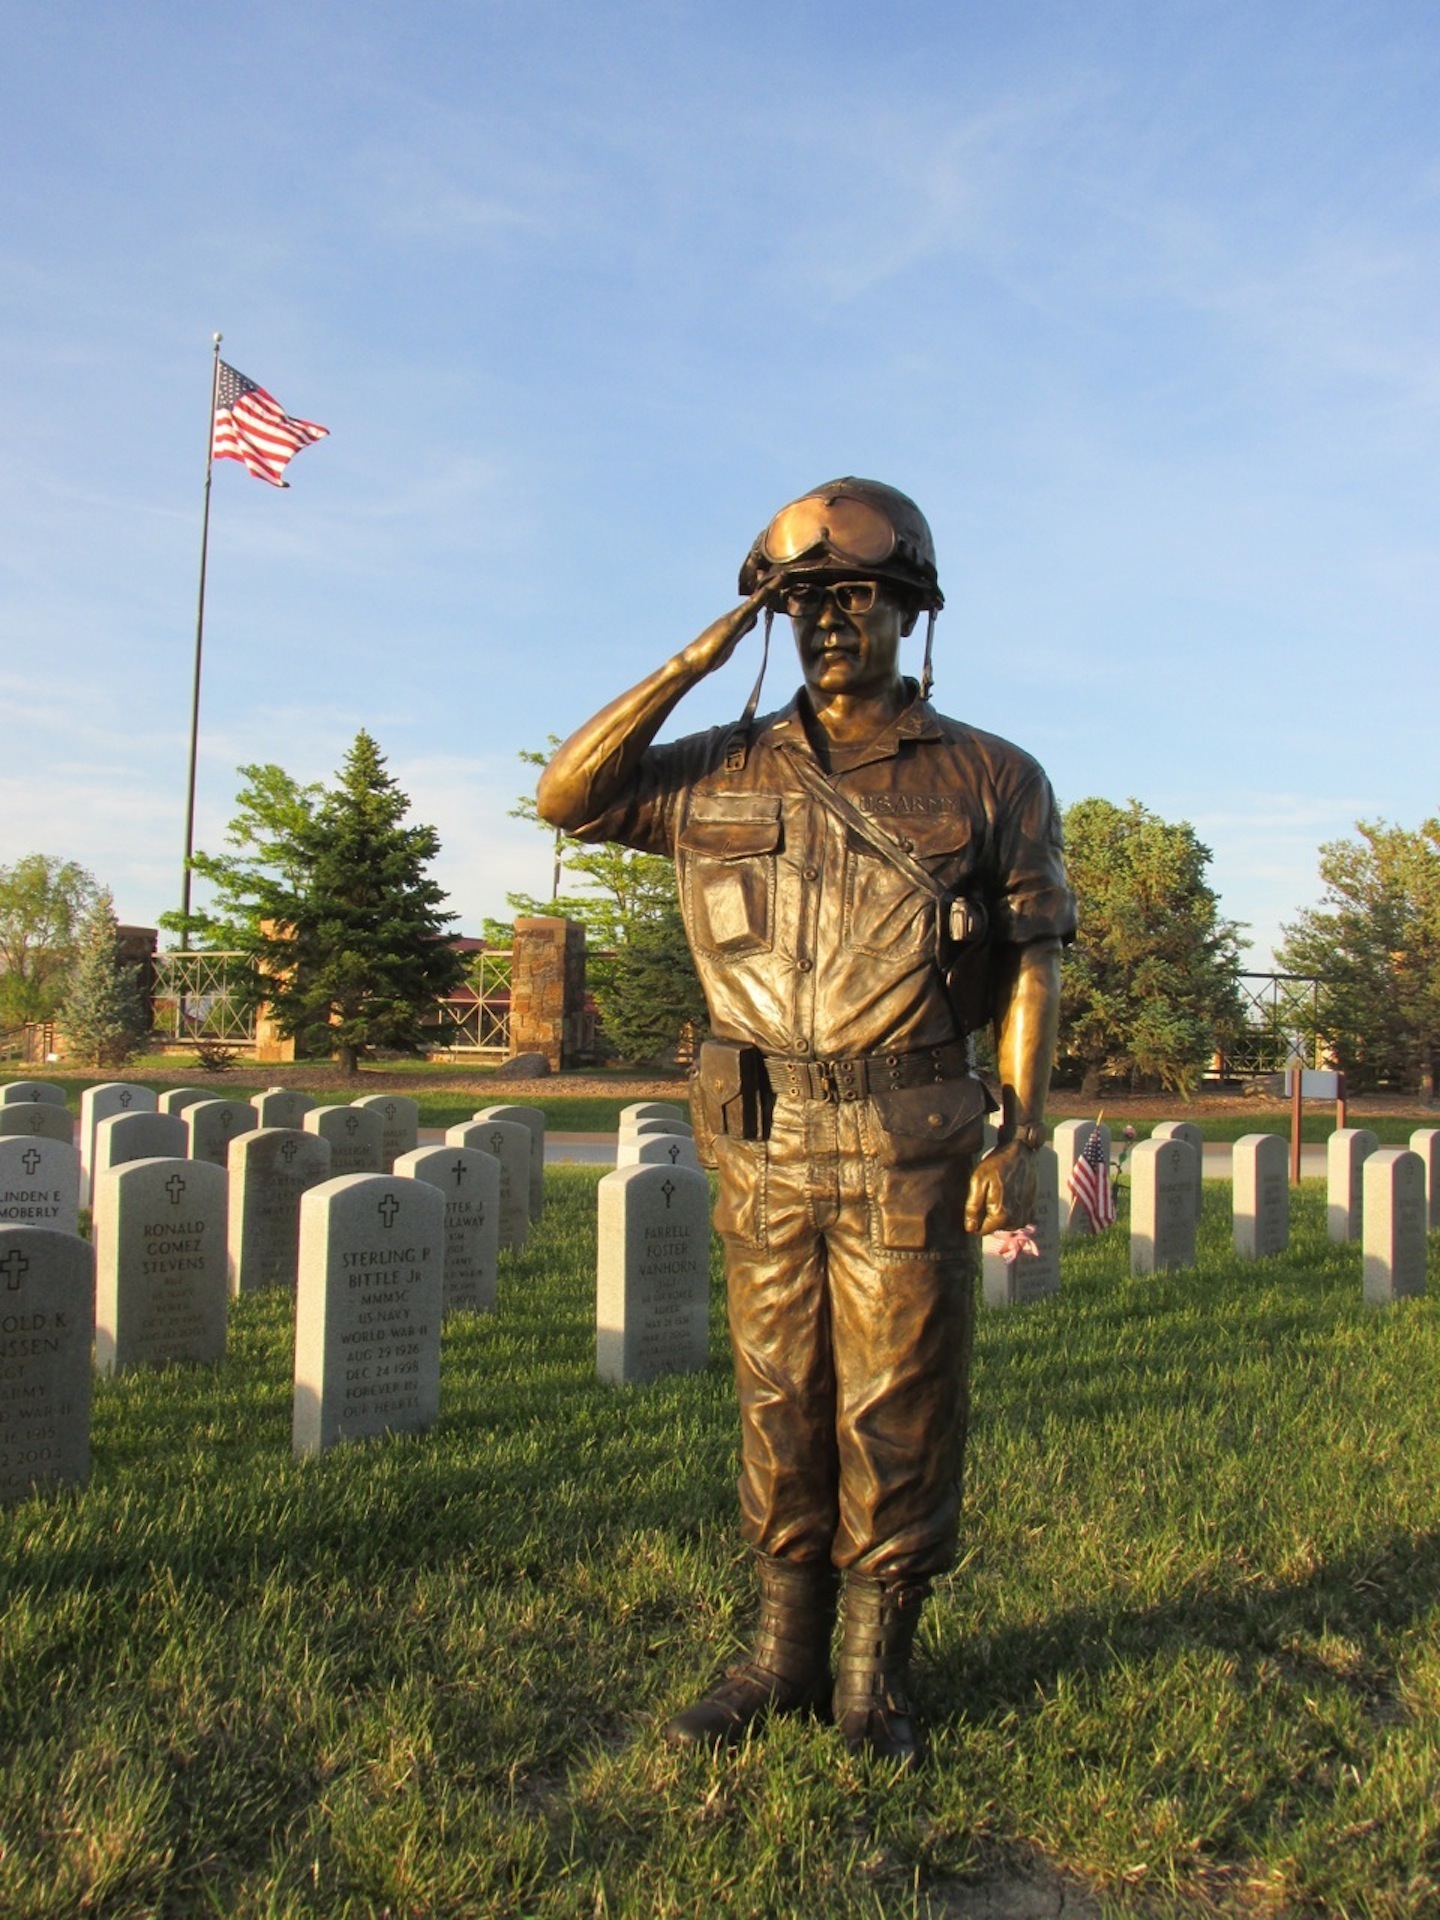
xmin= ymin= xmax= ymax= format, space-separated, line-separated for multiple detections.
xmin=690 ymin=1039 xmax=772 ymax=1167
xmin=942 ymin=894 xmax=994 ymax=1036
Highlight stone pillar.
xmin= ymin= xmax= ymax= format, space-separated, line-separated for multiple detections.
xmin=508 ymin=917 xmax=587 ymax=1071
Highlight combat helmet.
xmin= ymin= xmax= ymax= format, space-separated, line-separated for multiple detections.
xmin=738 ymin=477 xmax=943 ymax=612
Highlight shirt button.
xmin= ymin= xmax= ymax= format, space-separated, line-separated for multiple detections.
xmin=803 ymin=866 xmax=819 ymax=881
xmin=797 ymin=958 xmax=813 ymax=973
xmin=793 ymin=1038 xmax=810 ymax=1054
xmin=928 ymin=1112 xmax=945 ymax=1127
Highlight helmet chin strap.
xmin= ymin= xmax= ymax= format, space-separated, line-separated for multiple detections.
xmin=739 ymin=607 xmax=772 ymax=732
xmin=919 ymin=608 xmax=937 ymax=699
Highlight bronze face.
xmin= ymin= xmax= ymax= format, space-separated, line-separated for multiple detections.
xmin=790 ymin=578 xmax=919 ymax=705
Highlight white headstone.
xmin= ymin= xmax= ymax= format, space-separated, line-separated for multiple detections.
xmin=473 ymin=1104 xmax=546 ymax=1220
xmin=0 ymin=1080 xmax=67 ymax=1106
xmin=447 ymin=1121 xmax=530 ymax=1252
xmin=1232 ymin=1133 xmax=1289 ymax=1260
xmin=293 ymin=1174 xmax=444 ymax=1455
xmin=1362 ymin=1148 xmax=1428 ymax=1307
xmin=79 ymin=1082 xmax=157 ymax=1207
xmin=0 ymin=1138 xmax=81 ymax=1238
xmin=93 ymin=1157 xmax=228 ymax=1374
xmin=186 ymin=1099 xmax=259 ymax=1168
xmin=1327 ymin=1128 xmax=1379 ymax=1243
xmin=158 ymin=1087 xmax=219 ymax=1117
xmin=0 ymin=1103 xmax=75 ymax=1145
xmin=617 ymin=1132 xmax=701 ymax=1171
xmin=618 ymin=1102 xmax=685 ymax=1126
xmin=1053 ymin=1119 xmax=1112 ymax=1235
xmin=351 ymin=1095 xmax=420 ymax=1173
xmin=227 ymin=1128 xmax=334 ymax=1296
xmin=1151 ymin=1120 xmax=1204 ymax=1222
xmin=394 ymin=1144 xmax=500 ymax=1314
xmin=252 ymin=1087 xmax=317 ymax=1130
xmin=0 ymin=1226 xmax=93 ymax=1502
xmin=597 ymin=1164 xmax=711 ymax=1385
xmin=1130 ymin=1138 xmax=1198 ymax=1275
xmin=94 ymin=1110 xmax=189 ymax=1187
xmin=983 ymin=1147 xmax=1060 ymax=1307
xmin=1408 ymin=1128 xmax=1440 ymax=1231
xmin=304 ymin=1104 xmax=385 ymax=1176
xmin=618 ymin=1115 xmax=694 ymax=1139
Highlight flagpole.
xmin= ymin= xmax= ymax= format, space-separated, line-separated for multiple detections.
xmin=179 ymin=333 xmax=223 ymax=952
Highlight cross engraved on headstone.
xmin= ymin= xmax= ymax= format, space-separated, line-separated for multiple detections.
xmin=490 ymin=1131 xmax=504 ymax=1153
xmin=451 ymin=1159 xmax=467 ymax=1188
xmin=119 ymin=1090 xmax=133 ymax=1108
xmin=667 ymin=1142 xmax=681 ymax=1163
xmin=22 ymin=1148 xmax=41 ymax=1174
xmin=662 ymin=1178 xmax=675 ymax=1209
xmin=166 ymin=1174 xmax=187 ymax=1205
xmin=220 ymin=1111 xmax=234 ymax=1131
xmin=385 ymin=1102 xmax=396 ymax=1119
xmin=280 ymin=1138 xmax=299 ymax=1163
xmin=1 ymin=1248 xmax=29 ymax=1290
xmin=345 ymin=1113 xmax=359 ymax=1135
xmin=27 ymin=1113 xmax=43 ymax=1134
xmin=378 ymin=1195 xmax=400 ymax=1228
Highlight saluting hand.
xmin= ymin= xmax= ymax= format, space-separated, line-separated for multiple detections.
xmin=677 ymin=580 xmax=772 ymax=679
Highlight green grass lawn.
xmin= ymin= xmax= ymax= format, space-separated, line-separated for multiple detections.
xmin=1 ymin=1176 xmax=1436 ymax=1917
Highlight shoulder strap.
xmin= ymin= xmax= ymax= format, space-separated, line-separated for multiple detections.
xmin=781 ymin=746 xmax=948 ymax=904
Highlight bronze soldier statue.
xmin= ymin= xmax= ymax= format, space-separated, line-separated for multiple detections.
xmin=538 ymin=479 xmax=1075 ymax=1768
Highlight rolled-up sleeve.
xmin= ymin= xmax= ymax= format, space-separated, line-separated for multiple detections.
xmin=563 ymin=727 xmax=726 ymax=858
xmin=988 ymin=766 xmax=1077 ymax=947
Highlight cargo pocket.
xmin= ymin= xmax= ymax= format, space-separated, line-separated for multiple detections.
xmin=678 ymin=794 xmax=782 ymax=958
xmin=712 ymin=1135 xmax=767 ymax=1249
xmin=863 ymin=1077 xmax=990 ymax=1252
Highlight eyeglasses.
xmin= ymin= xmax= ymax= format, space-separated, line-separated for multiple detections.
xmin=760 ymin=493 xmax=897 ymax=569
xmin=782 ymin=579 xmax=880 ymax=617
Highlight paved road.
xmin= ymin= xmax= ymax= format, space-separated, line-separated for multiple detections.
xmin=417 ymin=1131 xmax=1330 ymax=1175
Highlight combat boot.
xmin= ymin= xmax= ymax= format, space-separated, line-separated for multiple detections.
xmin=663 ymin=1553 xmax=837 ymax=1750
xmin=832 ymin=1572 xmax=928 ymax=1769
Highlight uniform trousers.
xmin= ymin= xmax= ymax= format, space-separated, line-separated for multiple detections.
xmin=711 ymin=1088 xmax=979 ymax=1580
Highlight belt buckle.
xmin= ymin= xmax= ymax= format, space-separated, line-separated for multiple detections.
xmin=813 ymin=1060 xmax=837 ymax=1103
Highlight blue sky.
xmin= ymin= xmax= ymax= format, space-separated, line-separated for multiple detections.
xmin=2 ymin=0 xmax=1437 ymax=967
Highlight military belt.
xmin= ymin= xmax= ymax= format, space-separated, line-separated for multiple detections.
xmin=762 ymin=1039 xmax=972 ymax=1104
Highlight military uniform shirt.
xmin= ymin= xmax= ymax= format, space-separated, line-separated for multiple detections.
xmin=571 ymin=684 xmax=1076 ymax=1060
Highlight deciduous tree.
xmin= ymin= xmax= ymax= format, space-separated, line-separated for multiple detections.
xmin=162 ymin=763 xmax=324 ymax=949
xmin=0 ymin=854 xmax=99 ymax=1028
xmin=1277 ymin=818 xmax=1440 ymax=1097
xmin=1059 ymin=797 xmax=1245 ymax=1097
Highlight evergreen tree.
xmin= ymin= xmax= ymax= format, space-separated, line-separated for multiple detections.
xmin=1059 ymin=797 xmax=1245 ymax=1097
xmin=1277 ymin=817 xmax=1440 ymax=1097
xmin=593 ymin=897 xmax=711 ymax=1065
xmin=248 ymin=732 xmax=466 ymax=1075
xmin=60 ymin=890 xmax=148 ymax=1067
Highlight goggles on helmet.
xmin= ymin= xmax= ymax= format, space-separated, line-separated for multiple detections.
xmin=758 ymin=493 xmax=898 ymax=573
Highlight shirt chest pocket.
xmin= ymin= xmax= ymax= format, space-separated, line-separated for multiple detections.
xmin=678 ymin=794 xmax=783 ymax=958
xmin=841 ymin=815 xmax=974 ymax=959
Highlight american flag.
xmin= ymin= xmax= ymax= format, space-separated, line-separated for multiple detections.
xmin=1067 ymin=1123 xmax=1115 ymax=1231
xmin=212 ymin=362 xmax=328 ymax=487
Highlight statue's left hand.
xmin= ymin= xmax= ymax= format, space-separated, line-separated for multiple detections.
xmin=965 ymin=1140 xmax=1039 ymax=1237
